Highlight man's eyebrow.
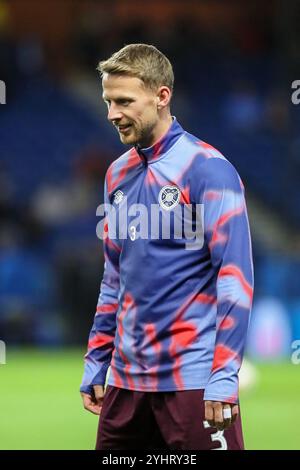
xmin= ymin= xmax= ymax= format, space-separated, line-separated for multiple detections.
xmin=102 ymin=95 xmax=134 ymax=102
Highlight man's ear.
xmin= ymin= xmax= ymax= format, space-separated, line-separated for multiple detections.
xmin=157 ymin=86 xmax=171 ymax=109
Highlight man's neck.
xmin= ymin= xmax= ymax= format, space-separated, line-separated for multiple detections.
xmin=140 ymin=114 xmax=173 ymax=149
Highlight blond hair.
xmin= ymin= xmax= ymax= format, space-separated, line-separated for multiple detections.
xmin=97 ymin=44 xmax=174 ymax=93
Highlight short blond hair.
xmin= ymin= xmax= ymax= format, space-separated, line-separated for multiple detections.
xmin=97 ymin=44 xmax=174 ymax=93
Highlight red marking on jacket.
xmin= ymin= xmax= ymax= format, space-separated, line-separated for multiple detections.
xmin=218 ymin=316 xmax=235 ymax=330
xmin=144 ymin=324 xmax=161 ymax=355
xmin=195 ymin=293 xmax=217 ymax=305
xmin=201 ymin=141 xmax=217 ymax=151
xmin=170 ymin=321 xmax=198 ymax=349
xmin=205 ymin=190 xmax=222 ymax=201
xmin=115 ymin=293 xmax=136 ymax=389
xmin=104 ymin=236 xmax=121 ymax=254
xmin=210 ymin=206 xmax=244 ymax=249
xmin=218 ymin=264 xmax=253 ymax=300
xmin=152 ymin=140 xmax=164 ymax=160
xmin=180 ymin=185 xmax=191 ymax=204
xmin=223 ymin=393 xmax=238 ymax=404
xmin=212 ymin=344 xmax=240 ymax=371
xmin=88 ymin=332 xmax=114 ymax=350
xmin=107 ymin=149 xmax=140 ymax=194
xmin=145 ymin=167 xmax=157 ymax=186
xmin=169 ymin=320 xmax=198 ymax=389
xmin=96 ymin=303 xmax=118 ymax=314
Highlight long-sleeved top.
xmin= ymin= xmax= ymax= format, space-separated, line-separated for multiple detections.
xmin=80 ymin=118 xmax=254 ymax=404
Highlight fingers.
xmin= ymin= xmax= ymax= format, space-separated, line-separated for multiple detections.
xmin=222 ymin=404 xmax=232 ymax=430
xmin=81 ymin=385 xmax=105 ymax=416
xmin=213 ymin=402 xmax=225 ymax=430
xmin=93 ymin=385 xmax=105 ymax=404
xmin=231 ymin=404 xmax=239 ymax=424
xmin=80 ymin=392 xmax=102 ymax=415
xmin=204 ymin=401 xmax=239 ymax=431
xmin=204 ymin=401 xmax=215 ymax=428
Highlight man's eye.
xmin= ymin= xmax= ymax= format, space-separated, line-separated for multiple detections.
xmin=104 ymin=100 xmax=131 ymax=107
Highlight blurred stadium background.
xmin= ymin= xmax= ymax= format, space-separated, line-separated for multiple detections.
xmin=0 ymin=0 xmax=299 ymax=450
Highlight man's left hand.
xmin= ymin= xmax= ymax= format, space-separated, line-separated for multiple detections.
xmin=204 ymin=401 xmax=239 ymax=431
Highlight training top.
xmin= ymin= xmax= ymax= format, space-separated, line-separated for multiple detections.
xmin=80 ymin=118 xmax=254 ymax=404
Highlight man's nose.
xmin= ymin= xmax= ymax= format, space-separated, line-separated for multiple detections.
xmin=107 ymin=103 xmax=123 ymax=123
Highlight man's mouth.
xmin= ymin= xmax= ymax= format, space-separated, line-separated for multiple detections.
xmin=118 ymin=124 xmax=132 ymax=134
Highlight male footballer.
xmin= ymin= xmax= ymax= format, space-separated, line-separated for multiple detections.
xmin=80 ymin=44 xmax=253 ymax=450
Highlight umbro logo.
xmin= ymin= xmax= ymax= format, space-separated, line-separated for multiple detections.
xmin=113 ymin=190 xmax=124 ymax=204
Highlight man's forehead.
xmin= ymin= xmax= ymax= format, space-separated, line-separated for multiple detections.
xmin=102 ymin=73 xmax=148 ymax=97
xmin=102 ymin=73 xmax=142 ymax=88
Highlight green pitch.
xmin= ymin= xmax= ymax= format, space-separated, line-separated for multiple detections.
xmin=0 ymin=349 xmax=299 ymax=450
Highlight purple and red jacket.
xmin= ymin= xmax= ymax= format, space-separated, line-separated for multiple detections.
xmin=80 ymin=118 xmax=254 ymax=404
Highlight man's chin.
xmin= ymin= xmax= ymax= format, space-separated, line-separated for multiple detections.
xmin=119 ymin=135 xmax=137 ymax=145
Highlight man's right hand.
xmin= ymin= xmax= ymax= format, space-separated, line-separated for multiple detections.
xmin=81 ymin=385 xmax=105 ymax=415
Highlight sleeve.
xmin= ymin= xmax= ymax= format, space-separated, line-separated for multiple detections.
xmin=198 ymin=158 xmax=254 ymax=404
xmin=80 ymin=178 xmax=120 ymax=395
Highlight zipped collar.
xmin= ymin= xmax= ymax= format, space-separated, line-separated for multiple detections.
xmin=135 ymin=117 xmax=184 ymax=164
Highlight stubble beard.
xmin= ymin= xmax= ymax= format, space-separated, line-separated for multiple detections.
xmin=134 ymin=120 xmax=157 ymax=148
xmin=118 ymin=119 xmax=157 ymax=147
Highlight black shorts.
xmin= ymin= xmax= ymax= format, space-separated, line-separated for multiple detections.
xmin=96 ymin=385 xmax=244 ymax=450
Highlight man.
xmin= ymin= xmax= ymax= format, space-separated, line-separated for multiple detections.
xmin=80 ymin=44 xmax=254 ymax=450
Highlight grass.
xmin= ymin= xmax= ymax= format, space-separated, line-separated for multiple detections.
xmin=241 ymin=362 xmax=300 ymax=450
xmin=0 ymin=349 xmax=97 ymax=450
xmin=0 ymin=349 xmax=299 ymax=450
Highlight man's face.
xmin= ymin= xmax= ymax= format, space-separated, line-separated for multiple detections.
xmin=102 ymin=73 xmax=160 ymax=147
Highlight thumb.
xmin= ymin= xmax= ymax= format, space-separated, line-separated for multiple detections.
xmin=231 ymin=404 xmax=239 ymax=423
xmin=93 ymin=385 xmax=105 ymax=405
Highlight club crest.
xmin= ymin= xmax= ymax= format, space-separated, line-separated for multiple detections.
xmin=158 ymin=185 xmax=181 ymax=210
